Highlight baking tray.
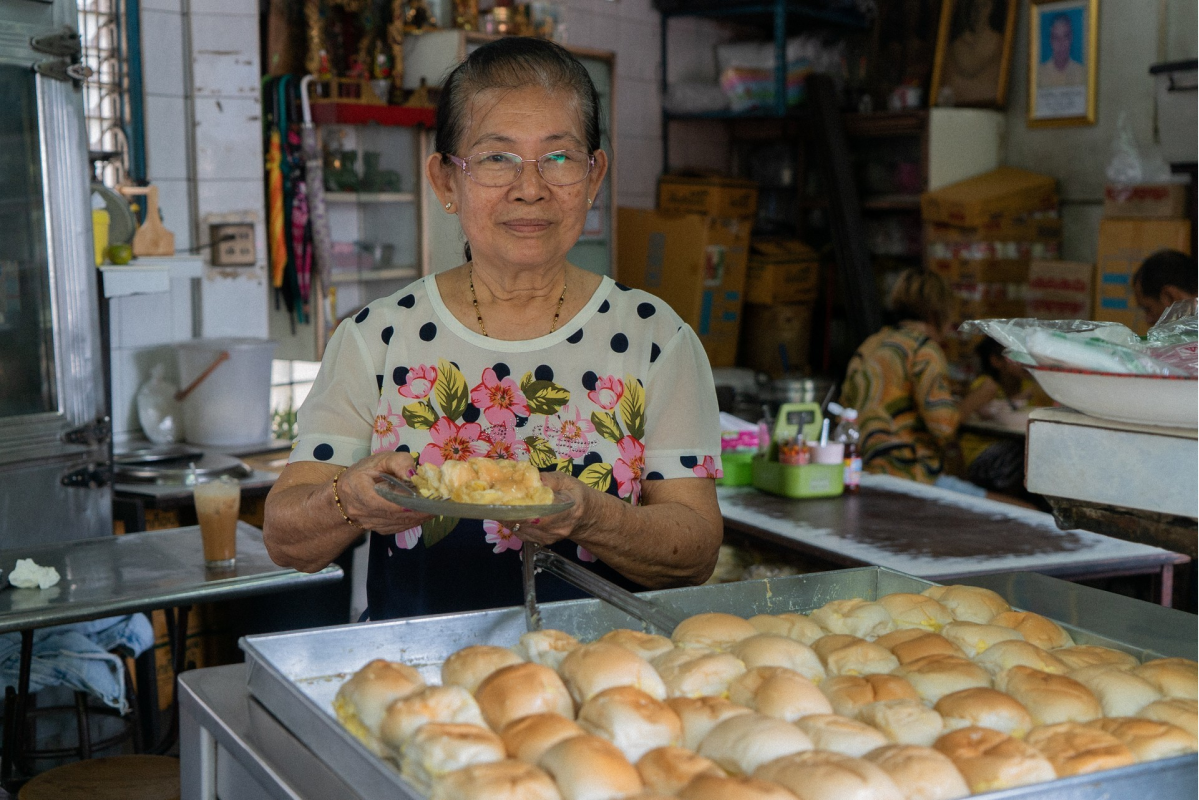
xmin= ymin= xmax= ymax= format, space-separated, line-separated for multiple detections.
xmin=241 ymin=567 xmax=1197 ymax=800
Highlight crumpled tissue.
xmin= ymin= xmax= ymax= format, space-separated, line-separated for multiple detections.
xmin=9 ymin=559 xmax=61 ymax=589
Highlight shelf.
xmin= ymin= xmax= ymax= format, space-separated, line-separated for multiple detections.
xmin=325 ymin=192 xmax=416 ymax=204
xmin=665 ymin=108 xmax=809 ymax=122
xmin=660 ymin=1 xmax=869 ymax=29
xmin=844 ymin=111 xmax=928 ymax=138
xmin=98 ymin=256 xmax=205 ymax=298
xmin=861 ymin=195 xmax=922 ymax=211
xmin=310 ymin=103 xmax=436 ymax=127
xmin=326 ymin=267 xmax=419 ymax=285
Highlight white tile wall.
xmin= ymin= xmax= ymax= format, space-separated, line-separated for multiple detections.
xmin=191 ymin=11 xmax=261 ymax=98
xmin=143 ymin=94 xmax=190 ymax=180
xmin=193 ymin=97 xmax=263 ymax=181
xmin=153 ymin=179 xmax=194 ymax=251
xmin=140 ymin=10 xmax=186 ymax=98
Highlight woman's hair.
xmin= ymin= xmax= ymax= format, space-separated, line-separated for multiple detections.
xmin=887 ymin=269 xmax=953 ymax=329
xmin=975 ymin=336 xmax=1005 ymax=380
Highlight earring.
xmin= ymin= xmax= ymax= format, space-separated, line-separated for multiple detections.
xmin=444 ymin=201 xmax=452 ymax=210
xmin=587 ymin=198 xmax=593 ymax=206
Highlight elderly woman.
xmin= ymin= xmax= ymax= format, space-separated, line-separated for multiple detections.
xmin=264 ymin=38 xmax=723 ymax=620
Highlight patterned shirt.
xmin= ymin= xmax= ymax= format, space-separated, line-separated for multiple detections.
xmin=839 ymin=322 xmax=960 ymax=484
xmin=290 ymin=274 xmax=722 ymax=619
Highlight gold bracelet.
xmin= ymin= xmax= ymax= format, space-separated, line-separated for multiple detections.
xmin=332 ymin=468 xmax=364 ymax=530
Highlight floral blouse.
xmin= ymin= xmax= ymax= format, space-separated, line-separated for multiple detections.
xmin=290 ymin=274 xmax=723 ymax=619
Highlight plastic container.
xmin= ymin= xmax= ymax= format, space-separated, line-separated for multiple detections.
xmin=751 ymin=456 xmax=843 ymax=499
xmin=176 ymin=338 xmax=278 ymax=446
xmin=716 ymin=452 xmax=755 ymax=486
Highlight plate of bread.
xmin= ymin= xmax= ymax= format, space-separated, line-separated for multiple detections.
xmin=375 ymin=458 xmax=574 ymax=520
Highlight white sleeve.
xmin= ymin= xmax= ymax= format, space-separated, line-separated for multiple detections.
xmin=642 ymin=324 xmax=723 ymax=479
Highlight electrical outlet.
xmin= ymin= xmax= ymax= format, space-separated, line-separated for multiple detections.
xmin=210 ymin=223 xmax=256 ymax=267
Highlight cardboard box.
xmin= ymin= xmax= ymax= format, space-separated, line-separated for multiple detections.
xmin=951 ymin=283 xmax=1028 ymax=321
xmin=745 ymin=239 xmax=820 ymax=305
xmin=617 ymin=208 xmax=751 ymax=367
xmin=738 ymin=302 xmax=814 ymax=377
xmin=925 ymin=219 xmax=1061 ymax=283
xmin=658 ymin=173 xmax=759 ymax=219
xmin=1103 ymin=183 xmax=1188 ymax=219
xmin=1026 ymin=260 xmax=1094 ymax=319
xmin=921 ymin=167 xmax=1058 ymax=227
xmin=1094 ymin=219 xmax=1192 ymax=334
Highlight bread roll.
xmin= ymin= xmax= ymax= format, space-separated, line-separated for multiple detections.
xmin=731 ymin=634 xmax=826 ymax=683
xmin=577 ymin=686 xmax=682 ymax=763
xmin=888 ymin=634 xmax=965 ymax=666
xmin=442 ymin=646 xmax=524 ymax=695
xmin=334 ymin=659 xmax=426 ymax=749
xmin=825 ymin=641 xmax=902 ymax=678
xmin=380 ymin=685 xmax=488 ymax=753
xmin=673 ymin=613 xmax=758 ymax=650
xmin=475 ymin=663 xmax=574 ymax=732
xmin=538 ymin=734 xmax=643 ymax=800
xmin=728 ymin=667 xmax=832 ymax=722
xmin=501 ymin=713 xmax=586 ymax=764
xmin=625 ymin=793 xmax=678 ymax=800
xmin=934 ymin=688 xmax=1033 ymax=738
xmin=1024 ymin=722 xmax=1135 ymax=776
xmin=973 ymin=640 xmax=1067 ymax=677
xmin=599 ymin=629 xmax=675 ymax=663
xmin=399 ymin=722 xmax=506 ymax=791
xmin=559 ymin=642 xmax=668 ymax=705
xmin=636 ymin=746 xmax=724 ymax=795
xmin=933 ymin=726 xmax=1055 ymax=792
xmin=989 ymin=611 xmax=1073 ymax=650
xmin=895 ymin=655 xmax=991 ymax=704
xmin=863 ymin=744 xmax=970 ymax=800
xmin=821 ymin=674 xmax=921 ymax=718
xmin=811 ymin=599 xmax=895 ymax=639
xmin=748 ymin=613 xmax=824 ymax=645
xmin=1052 ymin=645 xmax=1139 ymax=672
xmin=812 ymin=634 xmax=865 ymax=663
xmin=995 ymin=666 xmax=1101 ymax=725
xmin=514 ymin=629 xmax=581 ymax=671
xmin=940 ymin=622 xmax=1024 ymax=658
xmin=752 ymin=750 xmax=904 ymax=800
xmin=428 ymin=759 xmax=562 ymax=800
xmin=1069 ymin=664 xmax=1162 ymax=716
xmin=1086 ymin=717 xmax=1198 ymax=762
xmin=1134 ymin=658 xmax=1198 ymax=700
xmin=666 ymin=696 xmax=753 ymax=751
xmin=697 ymin=712 xmax=813 ymax=776
xmin=658 ymin=651 xmax=747 ymax=699
xmin=875 ymin=629 xmax=927 ymax=651
xmin=878 ymin=593 xmax=954 ymax=633
xmin=1138 ymin=698 xmax=1198 ymax=745
xmin=678 ymin=774 xmax=800 ymax=800
xmin=794 ymin=713 xmax=890 ymax=757
xmin=652 ymin=644 xmax=716 ymax=673
xmin=858 ymin=700 xmax=945 ymax=747
xmin=921 ymin=585 xmax=1010 ymax=624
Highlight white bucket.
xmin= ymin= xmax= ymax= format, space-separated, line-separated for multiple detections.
xmin=176 ymin=338 xmax=278 ymax=446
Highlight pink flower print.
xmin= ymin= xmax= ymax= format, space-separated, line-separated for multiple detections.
xmin=587 ymin=375 xmax=624 ymax=410
xmin=692 ymin=455 xmax=723 ymax=480
xmin=612 ymin=435 xmax=645 ymax=505
xmin=395 ymin=526 xmax=421 ymax=550
xmin=419 ymin=417 xmax=484 ymax=466
xmin=470 ymin=368 xmax=530 ymax=426
xmin=371 ymin=400 xmax=406 ymax=453
xmin=483 ymin=519 xmax=523 ymax=553
xmin=397 ymin=364 xmax=437 ymax=399
xmin=576 ymin=545 xmax=597 ymax=562
xmin=481 ymin=423 xmax=529 ymax=460
xmin=542 ymin=405 xmax=595 ymax=459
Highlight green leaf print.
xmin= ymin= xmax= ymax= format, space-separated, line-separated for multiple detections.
xmin=524 ymin=436 xmax=558 ymax=469
xmin=591 ymin=411 xmax=624 ymax=444
xmin=421 ymin=515 xmax=458 ymax=548
xmin=401 ymin=401 xmax=439 ymax=430
xmin=523 ymin=380 xmax=570 ymax=416
xmin=435 ymin=358 xmax=469 ymax=421
xmin=619 ymin=375 xmax=646 ymax=440
xmin=520 ymin=371 xmax=535 ymax=392
xmin=578 ymin=462 xmax=613 ymax=492
xmin=554 ymin=457 xmax=574 ymax=473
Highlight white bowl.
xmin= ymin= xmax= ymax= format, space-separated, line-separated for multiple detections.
xmin=1028 ymin=366 xmax=1198 ymax=429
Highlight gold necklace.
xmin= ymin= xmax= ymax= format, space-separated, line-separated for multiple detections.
xmin=468 ymin=266 xmax=567 ymax=338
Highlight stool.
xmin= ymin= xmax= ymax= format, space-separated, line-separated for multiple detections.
xmin=17 ymin=754 xmax=179 ymax=800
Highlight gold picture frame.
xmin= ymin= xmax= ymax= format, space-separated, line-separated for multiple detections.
xmin=930 ymin=0 xmax=1019 ymax=108
xmin=1027 ymin=0 xmax=1099 ymax=127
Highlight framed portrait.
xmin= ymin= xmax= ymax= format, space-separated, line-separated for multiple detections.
xmin=1028 ymin=0 xmax=1099 ymax=126
xmin=930 ymin=0 xmax=1019 ymax=108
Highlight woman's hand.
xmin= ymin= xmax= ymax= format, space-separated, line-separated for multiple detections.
xmin=508 ymin=470 xmax=595 ymax=547
xmin=332 ymin=452 xmax=434 ymax=535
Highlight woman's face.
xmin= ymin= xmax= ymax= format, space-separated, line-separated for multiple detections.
xmin=428 ymin=85 xmax=608 ymax=272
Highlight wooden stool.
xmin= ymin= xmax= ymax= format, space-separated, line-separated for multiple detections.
xmin=17 ymin=755 xmax=179 ymax=800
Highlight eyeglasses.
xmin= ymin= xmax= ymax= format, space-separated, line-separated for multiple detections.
xmin=446 ymin=150 xmax=595 ymax=188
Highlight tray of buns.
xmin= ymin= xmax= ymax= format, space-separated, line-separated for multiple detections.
xmin=240 ymin=567 xmax=1197 ymax=800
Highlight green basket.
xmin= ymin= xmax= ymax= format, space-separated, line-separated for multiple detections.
xmin=716 ymin=452 xmax=755 ymax=486
xmin=751 ymin=455 xmax=844 ymax=499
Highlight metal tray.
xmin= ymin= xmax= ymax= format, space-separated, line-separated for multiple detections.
xmin=241 ymin=567 xmax=1198 ymax=800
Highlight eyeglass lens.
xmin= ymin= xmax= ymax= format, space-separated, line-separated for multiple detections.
xmin=466 ymin=150 xmax=591 ymax=187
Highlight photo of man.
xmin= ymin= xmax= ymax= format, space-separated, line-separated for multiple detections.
xmin=1038 ymin=11 xmax=1085 ymax=87
xmin=942 ymin=0 xmax=1012 ymax=106
xmin=1031 ymin=1 xmax=1090 ymax=120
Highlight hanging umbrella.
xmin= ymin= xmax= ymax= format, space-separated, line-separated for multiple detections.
xmin=299 ymin=75 xmax=334 ymax=309
xmin=265 ymin=117 xmax=287 ymax=289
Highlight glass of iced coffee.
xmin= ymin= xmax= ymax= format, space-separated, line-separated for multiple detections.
xmin=194 ymin=475 xmax=240 ymax=570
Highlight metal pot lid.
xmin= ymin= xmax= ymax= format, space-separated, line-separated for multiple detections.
xmin=113 ymin=452 xmax=251 ymax=485
xmin=114 ymin=444 xmax=204 ymax=464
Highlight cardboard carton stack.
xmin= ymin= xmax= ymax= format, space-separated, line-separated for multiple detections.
xmin=738 ymin=239 xmax=821 ymax=377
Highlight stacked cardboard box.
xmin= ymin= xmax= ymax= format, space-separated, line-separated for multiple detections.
xmin=739 ymin=239 xmax=821 ymax=377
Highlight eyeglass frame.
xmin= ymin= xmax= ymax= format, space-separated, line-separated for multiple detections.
xmin=444 ymin=149 xmax=598 ymax=187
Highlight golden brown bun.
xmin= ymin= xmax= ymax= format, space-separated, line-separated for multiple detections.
xmin=863 ymin=744 xmax=970 ymax=800
xmin=825 ymin=641 xmax=902 ymax=678
xmin=934 ymin=688 xmax=1033 ymax=738
xmin=875 ymin=629 xmax=928 ymax=651
xmin=399 ymin=722 xmax=506 ymax=792
xmin=921 ymin=585 xmax=1010 ymax=624
xmin=810 ymin=599 xmax=895 ymax=639
xmin=731 ymin=634 xmax=826 ymax=683
xmin=989 ymin=611 xmax=1073 ymax=650
xmin=379 ymin=685 xmax=488 ymax=753
xmin=812 ymin=634 xmax=865 ymax=663
xmin=1052 ymin=645 xmax=1139 ymax=672
xmin=857 ymin=700 xmax=945 ymax=747
xmin=673 ymin=613 xmax=758 ymax=650
xmin=794 ymin=713 xmax=890 ymax=757
xmin=599 ymin=629 xmax=675 ymax=663
xmin=1069 ymin=664 xmax=1162 ymax=717
xmin=441 ymin=646 xmax=524 ymax=695
xmin=636 ymin=746 xmax=724 ymax=795
xmin=514 ymin=630 xmax=581 ymax=671
xmin=697 ymin=712 xmax=814 ymax=776
xmin=335 ymin=659 xmax=425 ymax=742
xmin=752 ymin=750 xmax=904 ymax=800
xmin=748 ymin=613 xmax=824 ymax=645
xmin=428 ymin=759 xmax=562 ymax=800
xmin=973 ymin=640 xmax=1067 ymax=677
xmin=576 ymin=686 xmax=682 ymax=763
xmin=1138 ymin=698 xmax=1199 ymax=745
xmin=666 ymin=696 xmax=753 ymax=751
xmin=559 ymin=642 xmax=668 ymax=706
xmin=878 ymin=593 xmax=954 ymax=633
xmin=995 ymin=666 xmax=1102 ymax=725
xmin=895 ymin=655 xmax=991 ymax=704
xmin=625 ymin=793 xmax=679 ymax=800
xmin=657 ymin=652 xmax=747 ymax=699
xmin=888 ymin=634 xmax=965 ymax=666
xmin=933 ymin=726 xmax=1056 ymax=792
xmin=474 ymin=663 xmax=574 ymax=732
xmin=821 ymin=674 xmax=921 ymax=718
xmin=652 ymin=645 xmax=716 ymax=674
xmin=500 ymin=713 xmax=585 ymax=764
xmin=678 ymin=774 xmax=800 ymax=800
xmin=1024 ymin=722 xmax=1135 ymax=776
xmin=939 ymin=622 xmax=1024 ymax=658
xmin=537 ymin=734 xmax=643 ymax=800
xmin=728 ymin=667 xmax=832 ymax=722
xmin=1086 ymin=716 xmax=1198 ymax=762
xmin=1134 ymin=658 xmax=1198 ymax=700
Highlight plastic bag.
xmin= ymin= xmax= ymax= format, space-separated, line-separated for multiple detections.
xmin=136 ymin=363 xmax=183 ymax=444
xmin=1145 ymin=299 xmax=1199 ymax=374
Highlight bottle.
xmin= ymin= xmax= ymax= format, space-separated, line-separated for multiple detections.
xmin=833 ymin=408 xmax=862 ymax=493
xmin=756 ymin=405 xmax=773 ymax=459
